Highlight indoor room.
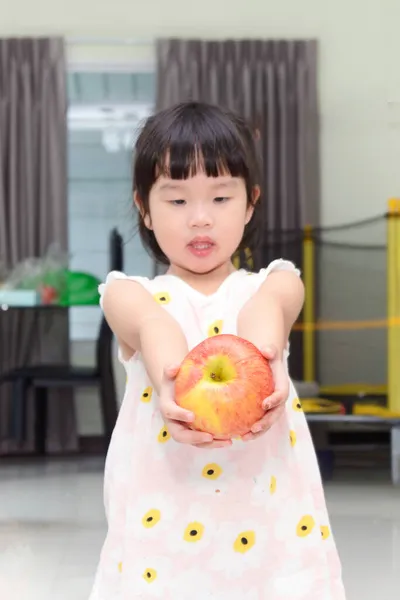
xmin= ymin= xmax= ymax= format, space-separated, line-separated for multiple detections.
xmin=0 ymin=1 xmax=399 ymax=599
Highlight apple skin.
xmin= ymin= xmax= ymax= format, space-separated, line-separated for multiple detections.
xmin=175 ymin=334 xmax=274 ymax=440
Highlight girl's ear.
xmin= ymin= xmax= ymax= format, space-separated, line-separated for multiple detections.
xmin=134 ymin=191 xmax=152 ymax=230
xmin=245 ymin=185 xmax=261 ymax=225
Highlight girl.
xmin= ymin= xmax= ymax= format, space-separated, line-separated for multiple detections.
xmin=90 ymin=102 xmax=346 ymax=599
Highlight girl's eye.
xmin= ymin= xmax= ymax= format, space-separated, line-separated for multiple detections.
xmin=214 ymin=196 xmax=230 ymax=203
xmin=169 ymin=199 xmax=186 ymax=205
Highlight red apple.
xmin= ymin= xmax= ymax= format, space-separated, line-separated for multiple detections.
xmin=175 ymin=334 xmax=274 ymax=439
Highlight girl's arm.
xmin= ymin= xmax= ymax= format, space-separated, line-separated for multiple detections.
xmin=237 ymin=270 xmax=305 ymax=358
xmin=102 ymin=279 xmax=223 ymax=447
xmin=237 ymin=270 xmax=305 ymax=440
xmin=102 ymin=279 xmax=188 ymax=395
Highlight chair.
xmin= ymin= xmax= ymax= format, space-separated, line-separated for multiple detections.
xmin=1 ymin=228 xmax=123 ymax=455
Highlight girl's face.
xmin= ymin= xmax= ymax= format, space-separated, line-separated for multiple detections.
xmin=139 ymin=172 xmax=258 ymax=277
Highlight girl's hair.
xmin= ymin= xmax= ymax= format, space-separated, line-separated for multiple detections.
xmin=133 ymin=101 xmax=262 ymax=265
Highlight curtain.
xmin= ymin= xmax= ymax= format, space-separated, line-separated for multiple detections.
xmin=0 ymin=37 xmax=78 ymax=454
xmin=156 ymin=38 xmax=320 ymax=380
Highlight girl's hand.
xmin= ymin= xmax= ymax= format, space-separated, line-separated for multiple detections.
xmin=159 ymin=365 xmax=232 ymax=449
xmin=242 ymin=345 xmax=289 ymax=442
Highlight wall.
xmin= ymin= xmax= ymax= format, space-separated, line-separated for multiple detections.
xmin=1 ymin=0 xmax=397 ymax=225
xmin=1 ymin=0 xmax=397 ymax=433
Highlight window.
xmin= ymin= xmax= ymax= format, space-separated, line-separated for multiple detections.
xmin=67 ymin=71 xmax=155 ymax=340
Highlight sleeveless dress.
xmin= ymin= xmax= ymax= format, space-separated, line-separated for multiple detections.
xmin=89 ymin=260 xmax=346 ymax=600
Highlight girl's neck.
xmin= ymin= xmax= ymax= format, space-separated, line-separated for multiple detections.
xmin=166 ymin=260 xmax=237 ymax=296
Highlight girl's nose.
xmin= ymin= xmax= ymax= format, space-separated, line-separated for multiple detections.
xmin=188 ymin=205 xmax=213 ymax=228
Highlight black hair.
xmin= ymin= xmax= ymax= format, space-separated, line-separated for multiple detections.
xmin=133 ymin=101 xmax=262 ymax=266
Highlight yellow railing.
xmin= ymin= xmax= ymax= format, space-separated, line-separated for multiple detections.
xmin=302 ymin=225 xmax=315 ymax=382
xmin=235 ymin=201 xmax=400 ymax=412
xmin=387 ymin=198 xmax=400 ymax=412
xmin=302 ymin=199 xmax=400 ymax=412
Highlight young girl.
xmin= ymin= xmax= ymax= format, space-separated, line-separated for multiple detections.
xmin=89 ymin=102 xmax=346 ymax=600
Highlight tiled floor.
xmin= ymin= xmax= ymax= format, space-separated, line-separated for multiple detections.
xmin=0 ymin=458 xmax=399 ymax=600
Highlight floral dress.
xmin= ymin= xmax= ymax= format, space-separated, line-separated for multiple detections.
xmin=89 ymin=260 xmax=346 ymax=600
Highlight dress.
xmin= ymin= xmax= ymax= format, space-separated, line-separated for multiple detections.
xmin=89 ymin=260 xmax=346 ymax=600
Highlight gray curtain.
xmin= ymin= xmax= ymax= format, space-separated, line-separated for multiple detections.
xmin=156 ymin=38 xmax=320 ymax=379
xmin=156 ymin=38 xmax=319 ymax=231
xmin=0 ymin=37 xmax=78 ymax=454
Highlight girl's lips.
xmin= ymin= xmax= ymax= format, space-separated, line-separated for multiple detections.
xmin=187 ymin=240 xmax=215 ymax=258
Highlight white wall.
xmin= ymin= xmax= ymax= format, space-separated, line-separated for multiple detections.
xmin=1 ymin=0 xmax=397 ymax=223
xmin=1 ymin=0 xmax=397 ymax=433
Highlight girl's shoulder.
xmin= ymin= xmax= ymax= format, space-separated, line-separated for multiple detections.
xmin=230 ymin=258 xmax=301 ymax=292
xmin=98 ymin=259 xmax=300 ymax=308
xmin=98 ymin=271 xmax=181 ymax=310
xmin=99 ymin=270 xmax=165 ymax=298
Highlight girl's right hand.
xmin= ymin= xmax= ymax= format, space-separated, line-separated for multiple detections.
xmin=159 ymin=365 xmax=232 ymax=449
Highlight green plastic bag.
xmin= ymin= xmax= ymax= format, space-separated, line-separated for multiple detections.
xmin=60 ymin=270 xmax=101 ymax=306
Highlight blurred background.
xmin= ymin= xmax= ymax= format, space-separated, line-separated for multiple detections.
xmin=0 ymin=1 xmax=400 ymax=599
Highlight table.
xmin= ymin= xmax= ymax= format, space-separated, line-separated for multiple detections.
xmin=0 ymin=299 xmax=116 ymax=453
xmin=306 ymin=413 xmax=400 ymax=485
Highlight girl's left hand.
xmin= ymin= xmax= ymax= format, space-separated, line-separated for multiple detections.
xmin=241 ymin=345 xmax=289 ymax=442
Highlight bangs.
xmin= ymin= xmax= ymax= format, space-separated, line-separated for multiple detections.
xmin=134 ymin=102 xmax=258 ymax=191
xmin=154 ymin=107 xmax=250 ymax=180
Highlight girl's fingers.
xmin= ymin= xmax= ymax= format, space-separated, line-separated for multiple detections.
xmin=195 ymin=440 xmax=232 ymax=449
xmin=259 ymin=345 xmax=278 ymax=361
xmin=163 ymin=363 xmax=181 ymax=381
xmin=160 ymin=400 xmax=194 ymax=423
xmin=262 ymin=390 xmax=286 ymax=411
xmin=241 ymin=431 xmax=263 ymax=442
xmin=246 ymin=405 xmax=285 ymax=438
xmin=165 ymin=419 xmax=231 ymax=447
xmin=167 ymin=421 xmax=213 ymax=445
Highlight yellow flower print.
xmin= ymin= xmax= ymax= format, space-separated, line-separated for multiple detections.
xmin=289 ymin=430 xmax=297 ymax=447
xmin=153 ymin=292 xmax=170 ymax=305
xmin=141 ymin=386 xmax=153 ymax=403
xmin=142 ymin=568 xmax=157 ymax=583
xmin=127 ymin=494 xmax=178 ymax=541
xmin=296 ymin=515 xmax=315 ymax=538
xmin=118 ymin=561 xmax=123 ymax=573
xmin=202 ymin=463 xmax=222 ymax=480
xmin=320 ymin=525 xmax=330 ymax=540
xmin=233 ymin=530 xmax=256 ymax=554
xmin=135 ymin=557 xmax=172 ymax=594
xmin=157 ymin=425 xmax=171 ymax=443
xmin=207 ymin=320 xmax=223 ymax=337
xmin=270 ymin=475 xmax=277 ymax=495
xmin=183 ymin=521 xmax=205 ymax=543
xmin=292 ymin=398 xmax=302 ymax=412
xmin=142 ymin=508 xmax=161 ymax=529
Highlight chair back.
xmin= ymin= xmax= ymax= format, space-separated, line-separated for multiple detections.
xmin=95 ymin=229 xmax=124 ymax=374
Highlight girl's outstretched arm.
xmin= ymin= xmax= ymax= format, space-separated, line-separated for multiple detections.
xmin=102 ymin=279 xmax=188 ymax=394
xmin=237 ymin=270 xmax=305 ymax=440
xmin=237 ymin=270 xmax=305 ymax=359
xmin=102 ymin=279 xmax=224 ymax=447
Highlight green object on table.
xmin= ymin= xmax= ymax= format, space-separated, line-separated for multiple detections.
xmin=60 ymin=270 xmax=101 ymax=306
xmin=12 ymin=267 xmax=101 ymax=306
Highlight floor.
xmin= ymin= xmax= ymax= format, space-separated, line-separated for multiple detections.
xmin=0 ymin=458 xmax=399 ymax=600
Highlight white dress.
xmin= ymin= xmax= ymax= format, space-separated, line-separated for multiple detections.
xmin=89 ymin=260 xmax=346 ymax=600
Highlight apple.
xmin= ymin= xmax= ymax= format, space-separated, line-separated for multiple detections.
xmin=175 ymin=334 xmax=274 ymax=439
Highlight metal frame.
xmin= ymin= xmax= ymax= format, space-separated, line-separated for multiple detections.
xmin=306 ymin=414 xmax=400 ymax=485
